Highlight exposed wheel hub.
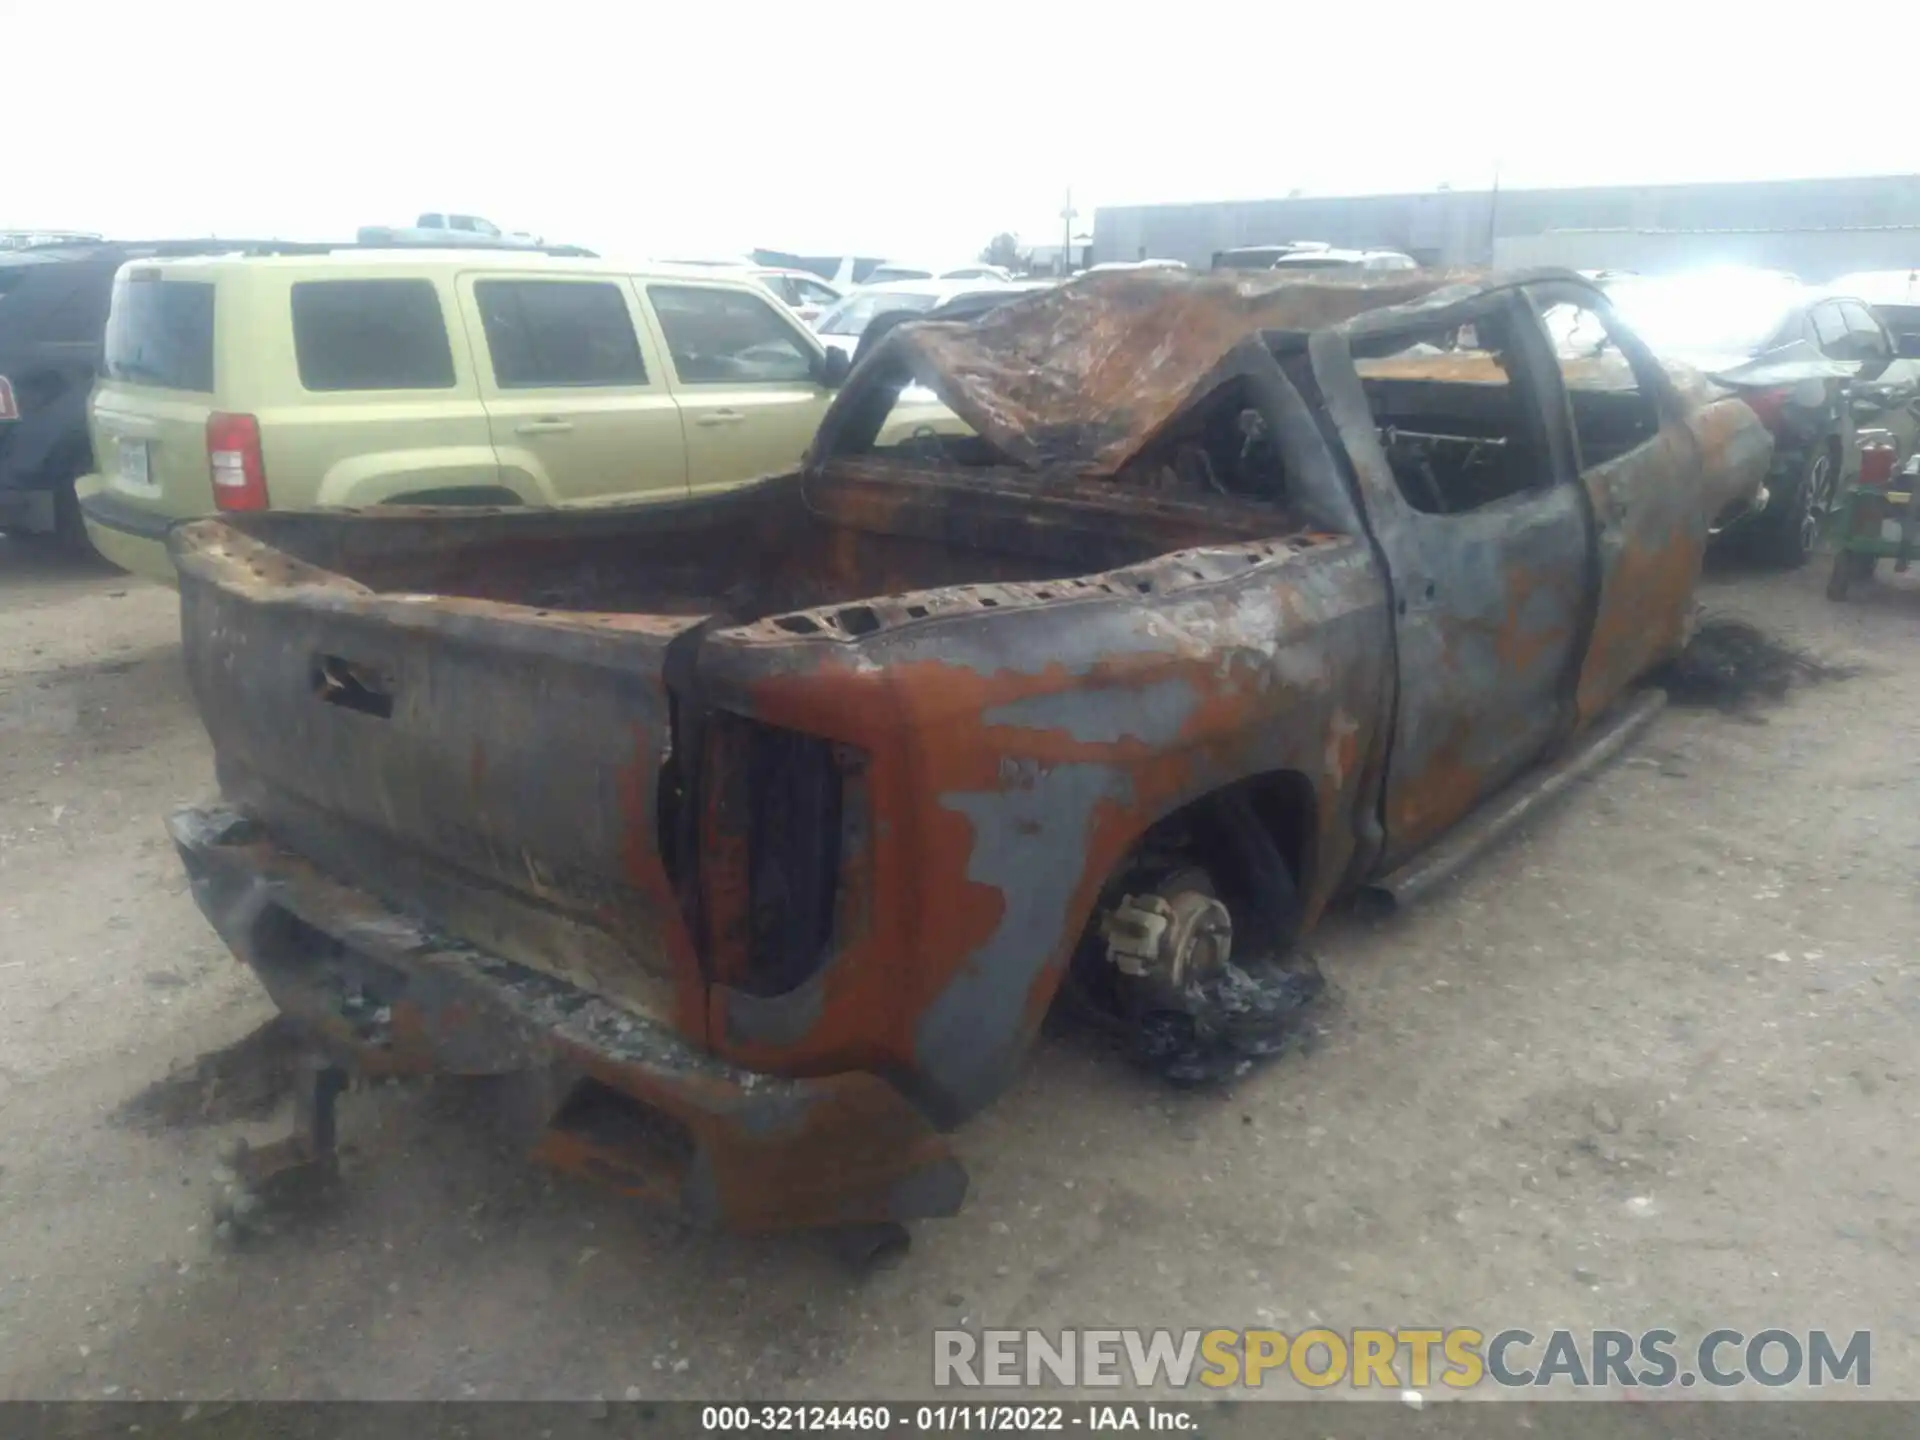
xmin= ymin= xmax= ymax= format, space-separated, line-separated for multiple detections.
xmin=1100 ymin=874 xmax=1232 ymax=1000
xmin=1090 ymin=867 xmax=1323 ymax=1085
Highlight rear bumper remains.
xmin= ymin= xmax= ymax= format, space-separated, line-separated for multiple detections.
xmin=168 ymin=802 xmax=966 ymax=1231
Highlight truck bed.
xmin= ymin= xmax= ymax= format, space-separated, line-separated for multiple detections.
xmin=220 ymin=460 xmax=1302 ymax=623
xmin=170 ymin=460 xmax=1327 ymax=1031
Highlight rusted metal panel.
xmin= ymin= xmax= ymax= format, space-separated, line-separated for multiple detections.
xmin=1520 ymin=277 xmax=1774 ymax=728
xmin=161 ymin=265 xmax=1760 ymax=1231
xmin=1572 ymin=391 xmax=1771 ymax=725
xmin=169 ymin=805 xmax=965 ymax=1231
xmin=175 ymin=522 xmax=709 ymax=1033
xmin=693 ymin=534 xmax=1393 ymax=1121
xmin=1302 ymin=291 xmax=1591 ymax=868
xmin=895 ymin=269 xmax=1473 ymax=475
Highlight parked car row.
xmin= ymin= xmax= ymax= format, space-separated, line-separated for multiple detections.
xmin=10 ymin=232 xmax=1920 ymax=597
xmin=3 ymin=232 xmax=1068 ymax=572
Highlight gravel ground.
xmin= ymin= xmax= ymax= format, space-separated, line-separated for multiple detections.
xmin=2 ymin=536 xmax=1918 ymax=1406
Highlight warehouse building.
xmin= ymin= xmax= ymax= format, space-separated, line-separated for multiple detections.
xmin=1093 ymin=174 xmax=1920 ymax=280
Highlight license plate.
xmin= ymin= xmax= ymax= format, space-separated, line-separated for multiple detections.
xmin=117 ymin=438 xmax=152 ymax=491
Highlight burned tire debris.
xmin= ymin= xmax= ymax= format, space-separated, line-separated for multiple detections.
xmin=1132 ymin=953 xmax=1326 ymax=1087
xmin=1062 ymin=951 xmax=1325 ymax=1088
xmin=1662 ymin=613 xmax=1860 ymax=712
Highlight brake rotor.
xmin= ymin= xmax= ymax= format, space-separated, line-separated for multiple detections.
xmin=1095 ymin=866 xmax=1323 ymax=1086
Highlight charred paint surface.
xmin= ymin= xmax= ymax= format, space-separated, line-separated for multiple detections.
xmin=162 ymin=266 xmax=1749 ymax=1230
xmin=691 ymin=535 xmax=1394 ymax=1124
xmin=1575 ymin=396 xmax=1770 ymax=728
xmin=901 ymin=269 xmax=1472 ymax=475
xmin=1573 ymin=424 xmax=1705 ymax=725
xmin=981 ymin=678 xmax=1203 ymax=746
xmin=176 ymin=548 xmax=704 ymax=1024
xmin=923 ymin=762 xmax=1139 ymax=1115
xmin=170 ymin=805 xmax=962 ymax=1230
xmin=1305 ymin=307 xmax=1589 ymax=867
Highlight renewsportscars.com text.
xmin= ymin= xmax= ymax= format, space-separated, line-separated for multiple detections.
xmin=932 ymin=1327 xmax=1871 ymax=1391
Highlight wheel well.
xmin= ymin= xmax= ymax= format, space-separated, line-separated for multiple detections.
xmin=379 ymin=485 xmax=527 ymax=507
xmin=1050 ymin=769 xmax=1323 ymax=1072
xmin=1228 ymin=770 xmax=1317 ymax=897
xmin=1826 ymin=434 xmax=1843 ymax=471
xmin=1090 ymin=769 xmax=1318 ymax=955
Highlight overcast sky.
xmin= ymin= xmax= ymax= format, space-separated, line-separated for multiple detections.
xmin=11 ymin=0 xmax=1914 ymax=265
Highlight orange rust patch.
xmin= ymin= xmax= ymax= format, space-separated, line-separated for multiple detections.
xmin=1492 ymin=563 xmax=1579 ymax=679
xmin=1577 ymin=520 xmax=1699 ymax=728
xmin=1384 ymin=716 xmax=1491 ymax=849
xmin=702 ymin=633 xmax=1377 ymax=1079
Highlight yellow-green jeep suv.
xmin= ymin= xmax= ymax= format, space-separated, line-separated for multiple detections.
xmin=76 ymin=250 xmax=860 ymax=583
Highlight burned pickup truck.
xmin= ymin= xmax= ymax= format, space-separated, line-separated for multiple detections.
xmin=164 ymin=268 xmax=1767 ymax=1246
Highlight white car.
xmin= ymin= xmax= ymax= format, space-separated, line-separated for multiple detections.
xmin=859 ymin=263 xmax=939 ymax=284
xmin=852 ymin=261 xmax=1011 ymax=284
xmin=649 ymin=261 xmax=845 ymax=324
xmin=812 ymin=278 xmax=1033 ymax=358
xmin=1268 ymin=247 xmax=1419 ymax=272
xmin=747 ymin=268 xmax=845 ymax=324
xmin=357 ymin=213 xmax=548 ymax=249
xmin=1210 ymin=242 xmax=1418 ymax=273
xmin=941 ymin=264 xmax=1015 ymax=282
xmin=867 ymin=263 xmax=1014 ymax=283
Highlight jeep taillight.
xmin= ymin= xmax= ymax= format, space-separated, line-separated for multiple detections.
xmin=207 ymin=412 xmax=269 ymax=512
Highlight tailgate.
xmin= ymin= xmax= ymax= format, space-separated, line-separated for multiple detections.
xmin=173 ymin=522 xmax=703 ymax=1023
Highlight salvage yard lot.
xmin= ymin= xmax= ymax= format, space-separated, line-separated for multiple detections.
xmin=3 ymin=539 xmax=1919 ymax=1402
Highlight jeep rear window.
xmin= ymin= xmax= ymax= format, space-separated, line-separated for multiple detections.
xmin=104 ymin=277 xmax=215 ymax=391
xmin=291 ymin=279 xmax=456 ymax=391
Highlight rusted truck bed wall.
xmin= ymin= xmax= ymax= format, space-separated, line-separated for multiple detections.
xmin=772 ymin=459 xmax=1323 ymax=623
xmin=685 ymin=525 xmax=1393 ymax=1123
xmin=208 ymin=465 xmax=1305 ymax=627
xmin=213 ymin=486 xmax=795 ymax=613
